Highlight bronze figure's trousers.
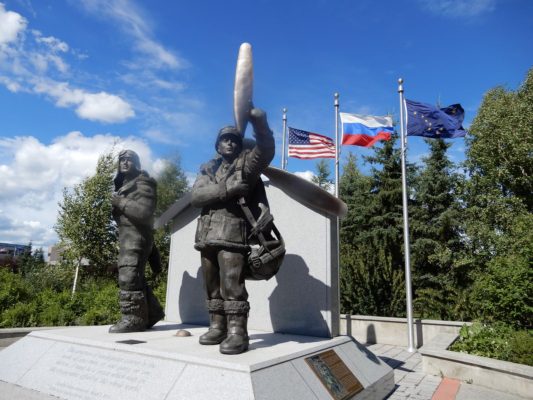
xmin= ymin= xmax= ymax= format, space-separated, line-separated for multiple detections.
xmin=118 ymin=264 xmax=145 ymax=291
xmin=200 ymin=248 xmax=248 ymax=301
xmin=111 ymin=248 xmax=164 ymax=332
xmin=199 ymin=249 xmax=251 ymax=354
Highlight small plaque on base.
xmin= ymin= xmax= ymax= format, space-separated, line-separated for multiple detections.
xmin=115 ymin=339 xmax=146 ymax=345
xmin=305 ymin=349 xmax=363 ymax=400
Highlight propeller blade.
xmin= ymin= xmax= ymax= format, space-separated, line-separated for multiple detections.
xmin=233 ymin=43 xmax=253 ymax=136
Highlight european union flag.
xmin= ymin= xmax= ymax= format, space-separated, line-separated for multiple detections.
xmin=405 ymin=99 xmax=467 ymax=138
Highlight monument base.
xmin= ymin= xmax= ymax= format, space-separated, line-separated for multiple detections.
xmin=0 ymin=323 xmax=394 ymax=400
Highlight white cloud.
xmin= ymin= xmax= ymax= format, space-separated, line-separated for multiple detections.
xmin=0 ymin=210 xmax=52 ymax=248
xmin=0 ymin=132 xmax=161 ymax=247
xmin=32 ymin=31 xmax=69 ymax=53
xmin=292 ymin=170 xmax=335 ymax=194
xmin=0 ymin=4 xmax=134 ymax=124
xmin=77 ymin=0 xmax=186 ymax=69
xmin=32 ymin=79 xmax=135 ymax=123
xmin=76 ymin=91 xmax=135 ymax=123
xmin=294 ymin=170 xmax=315 ymax=182
xmin=29 ymin=52 xmax=69 ymax=74
xmin=120 ymin=71 xmax=186 ymax=92
xmin=0 ymin=3 xmax=27 ymax=45
xmin=418 ymin=0 xmax=496 ymax=18
xmin=135 ymin=38 xmax=181 ymax=69
xmin=0 ymin=76 xmax=21 ymax=92
xmin=185 ymin=171 xmax=197 ymax=188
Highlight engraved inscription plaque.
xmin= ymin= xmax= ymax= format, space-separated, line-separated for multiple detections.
xmin=22 ymin=343 xmax=184 ymax=400
xmin=305 ymin=349 xmax=363 ymax=400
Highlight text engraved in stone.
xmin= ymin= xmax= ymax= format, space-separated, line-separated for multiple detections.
xmin=46 ymin=345 xmax=159 ymax=400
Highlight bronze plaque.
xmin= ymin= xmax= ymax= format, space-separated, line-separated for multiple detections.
xmin=305 ymin=349 xmax=363 ymax=400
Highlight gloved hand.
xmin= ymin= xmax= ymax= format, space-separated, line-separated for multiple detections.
xmin=250 ymin=108 xmax=271 ymax=137
xmin=111 ymin=193 xmax=122 ymax=208
xmin=226 ymin=179 xmax=249 ymax=199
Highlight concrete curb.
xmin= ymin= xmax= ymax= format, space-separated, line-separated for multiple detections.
xmin=420 ymin=333 xmax=533 ymax=399
xmin=0 ymin=327 xmax=66 ymax=348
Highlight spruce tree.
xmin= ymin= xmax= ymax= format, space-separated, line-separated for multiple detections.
xmin=339 ymin=136 xmax=413 ymax=317
xmin=410 ymin=138 xmax=466 ymax=319
xmin=339 ymin=153 xmax=372 ymax=314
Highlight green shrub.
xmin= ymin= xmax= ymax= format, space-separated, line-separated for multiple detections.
xmin=35 ymin=289 xmax=82 ymax=326
xmin=469 ymin=254 xmax=533 ymax=328
xmin=0 ymin=268 xmax=168 ymax=328
xmin=25 ymin=263 xmax=75 ymax=293
xmin=0 ymin=269 xmax=33 ymax=312
xmin=77 ymin=280 xmax=120 ymax=325
xmin=0 ymin=302 xmax=38 ymax=327
xmin=509 ymin=331 xmax=533 ymax=366
xmin=451 ymin=322 xmax=532 ymax=366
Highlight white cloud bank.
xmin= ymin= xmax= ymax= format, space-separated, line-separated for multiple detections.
xmin=0 ymin=3 xmax=27 ymax=45
xmin=77 ymin=0 xmax=186 ymax=70
xmin=0 ymin=3 xmax=135 ymax=124
xmin=0 ymin=132 xmax=160 ymax=248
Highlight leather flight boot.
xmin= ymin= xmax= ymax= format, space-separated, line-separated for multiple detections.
xmin=109 ymin=290 xmax=148 ymax=333
xmin=145 ymin=286 xmax=165 ymax=328
xmin=220 ymin=300 xmax=250 ymax=355
xmin=199 ymin=299 xmax=227 ymax=345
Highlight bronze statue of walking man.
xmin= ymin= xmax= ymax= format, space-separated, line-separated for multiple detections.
xmin=109 ymin=149 xmax=164 ymax=333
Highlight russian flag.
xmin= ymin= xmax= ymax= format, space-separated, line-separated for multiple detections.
xmin=340 ymin=113 xmax=394 ymax=147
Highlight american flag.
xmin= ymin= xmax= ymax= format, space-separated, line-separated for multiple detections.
xmin=288 ymin=127 xmax=336 ymax=159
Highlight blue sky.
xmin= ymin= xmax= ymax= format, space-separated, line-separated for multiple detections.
xmin=0 ymin=0 xmax=532 ymax=249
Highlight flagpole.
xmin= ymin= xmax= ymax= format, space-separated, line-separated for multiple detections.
xmin=398 ymin=78 xmax=415 ymax=353
xmin=281 ymin=108 xmax=288 ymax=170
xmin=334 ymin=92 xmax=341 ymax=336
xmin=334 ymin=93 xmax=340 ymax=197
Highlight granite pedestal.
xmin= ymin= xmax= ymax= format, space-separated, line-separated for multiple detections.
xmin=0 ymin=323 xmax=394 ymax=400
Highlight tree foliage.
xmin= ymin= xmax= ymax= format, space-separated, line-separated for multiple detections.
xmin=339 ymin=137 xmax=412 ymax=316
xmin=155 ymin=155 xmax=189 ymax=217
xmin=465 ymin=69 xmax=533 ymax=212
xmin=55 ymin=152 xmax=117 ymax=275
xmin=410 ymin=139 xmax=467 ymax=319
xmin=153 ymin=155 xmax=189 ymax=275
xmin=17 ymin=242 xmax=46 ymax=277
xmin=312 ymin=159 xmax=334 ymax=191
xmin=338 ymin=69 xmax=532 ymax=328
xmin=460 ymin=68 xmax=533 ymax=327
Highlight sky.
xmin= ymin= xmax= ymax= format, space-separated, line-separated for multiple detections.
xmin=0 ymin=0 xmax=532 ymax=251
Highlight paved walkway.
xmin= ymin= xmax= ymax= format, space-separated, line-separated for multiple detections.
xmin=368 ymin=343 xmax=527 ymax=400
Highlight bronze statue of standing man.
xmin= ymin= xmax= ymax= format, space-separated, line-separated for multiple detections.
xmin=191 ymin=108 xmax=275 ymax=354
xmin=109 ymin=149 xmax=165 ymax=333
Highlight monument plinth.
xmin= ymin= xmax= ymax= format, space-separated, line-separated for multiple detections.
xmin=0 ymin=324 xmax=394 ymax=400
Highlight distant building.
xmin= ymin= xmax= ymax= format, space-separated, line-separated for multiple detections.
xmin=47 ymin=244 xmax=64 ymax=265
xmin=47 ymin=244 xmax=90 ymax=267
xmin=0 ymin=242 xmax=31 ymax=271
